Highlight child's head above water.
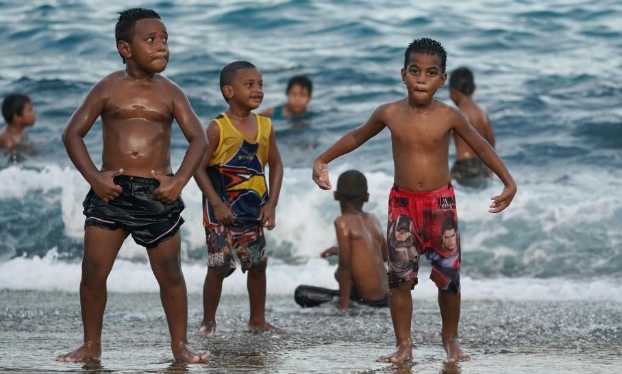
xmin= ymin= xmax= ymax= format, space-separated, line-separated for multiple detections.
xmin=285 ymin=75 xmax=313 ymax=115
xmin=2 ymin=93 xmax=34 ymax=126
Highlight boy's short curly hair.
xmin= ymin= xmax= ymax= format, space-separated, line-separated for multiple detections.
xmin=403 ymin=37 xmax=447 ymax=73
xmin=115 ymin=8 xmax=161 ymax=63
xmin=2 ymin=93 xmax=31 ymax=124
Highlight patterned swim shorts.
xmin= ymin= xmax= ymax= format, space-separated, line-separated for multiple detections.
xmin=387 ymin=182 xmax=461 ymax=293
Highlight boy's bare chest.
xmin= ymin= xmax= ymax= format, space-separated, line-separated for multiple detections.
xmin=104 ymin=94 xmax=173 ymax=123
xmin=387 ymin=116 xmax=448 ymax=146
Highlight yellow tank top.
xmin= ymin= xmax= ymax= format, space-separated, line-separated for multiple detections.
xmin=203 ymin=112 xmax=272 ymax=227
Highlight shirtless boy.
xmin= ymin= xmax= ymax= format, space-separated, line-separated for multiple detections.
xmin=449 ymin=67 xmax=496 ymax=187
xmin=313 ymin=38 xmax=516 ymax=363
xmin=296 ymin=170 xmax=388 ymax=310
xmin=56 ymin=8 xmax=208 ymax=363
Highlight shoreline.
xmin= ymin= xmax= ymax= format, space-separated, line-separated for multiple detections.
xmin=1 ymin=290 xmax=620 ymax=373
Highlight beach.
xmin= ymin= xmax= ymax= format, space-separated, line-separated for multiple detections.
xmin=1 ymin=0 xmax=622 ymax=372
xmin=1 ymin=290 xmax=620 ymax=373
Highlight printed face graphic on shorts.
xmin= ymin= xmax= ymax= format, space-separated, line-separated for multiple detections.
xmin=386 ymin=184 xmax=462 ymax=293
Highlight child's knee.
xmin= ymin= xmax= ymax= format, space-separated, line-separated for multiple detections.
xmin=80 ymin=259 xmax=110 ymax=284
xmin=207 ymin=265 xmax=232 ymax=279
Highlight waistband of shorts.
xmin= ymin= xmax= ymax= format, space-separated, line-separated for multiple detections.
xmin=112 ymin=173 xmax=174 ymax=186
xmin=391 ymin=181 xmax=454 ymax=197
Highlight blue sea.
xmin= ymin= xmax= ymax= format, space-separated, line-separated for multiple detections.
xmin=0 ymin=1 xmax=621 ymax=373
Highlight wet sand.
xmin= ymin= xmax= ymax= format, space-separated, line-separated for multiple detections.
xmin=0 ymin=290 xmax=620 ymax=373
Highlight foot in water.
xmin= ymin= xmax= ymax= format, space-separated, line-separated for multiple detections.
xmin=55 ymin=342 xmax=101 ymax=362
xmin=377 ymin=341 xmax=413 ymax=364
xmin=247 ymin=321 xmax=285 ymax=334
xmin=443 ymin=338 xmax=470 ymax=362
xmin=198 ymin=320 xmax=216 ymax=337
xmin=172 ymin=342 xmax=210 ymax=363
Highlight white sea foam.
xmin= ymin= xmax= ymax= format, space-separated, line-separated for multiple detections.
xmin=1 ymin=247 xmax=620 ymax=303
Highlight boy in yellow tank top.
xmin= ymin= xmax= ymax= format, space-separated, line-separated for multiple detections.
xmin=193 ymin=61 xmax=284 ymax=336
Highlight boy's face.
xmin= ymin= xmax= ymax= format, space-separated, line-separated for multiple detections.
xmin=227 ymin=68 xmax=264 ymax=109
xmin=17 ymin=101 xmax=36 ymax=127
xmin=286 ymin=84 xmax=311 ymax=114
xmin=122 ymin=18 xmax=169 ymax=73
xmin=401 ymin=53 xmax=447 ymax=105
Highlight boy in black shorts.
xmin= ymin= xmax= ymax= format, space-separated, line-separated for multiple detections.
xmin=56 ymin=8 xmax=208 ymax=363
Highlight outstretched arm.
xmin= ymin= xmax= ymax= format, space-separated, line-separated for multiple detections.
xmin=313 ymin=105 xmax=387 ymax=189
xmin=452 ymin=110 xmax=516 ymax=212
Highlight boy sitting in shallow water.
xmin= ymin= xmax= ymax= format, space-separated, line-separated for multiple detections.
xmin=295 ymin=170 xmax=389 ymax=310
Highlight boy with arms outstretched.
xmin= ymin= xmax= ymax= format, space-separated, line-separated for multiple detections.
xmin=312 ymin=38 xmax=516 ymax=363
xmin=295 ymin=170 xmax=389 ymax=310
xmin=57 ymin=8 xmax=208 ymax=363
xmin=194 ymin=61 xmax=284 ymax=336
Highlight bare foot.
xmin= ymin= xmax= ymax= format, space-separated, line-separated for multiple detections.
xmin=443 ymin=338 xmax=470 ymax=362
xmin=377 ymin=341 xmax=413 ymax=364
xmin=55 ymin=342 xmax=101 ymax=362
xmin=247 ymin=321 xmax=285 ymax=334
xmin=172 ymin=342 xmax=210 ymax=363
xmin=198 ymin=321 xmax=216 ymax=337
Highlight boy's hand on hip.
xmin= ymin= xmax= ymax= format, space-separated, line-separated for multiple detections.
xmin=152 ymin=171 xmax=182 ymax=205
xmin=489 ymin=183 xmax=517 ymax=213
xmin=214 ymin=201 xmax=235 ymax=225
xmin=312 ymin=160 xmax=332 ymax=190
xmin=92 ymin=169 xmax=123 ymax=203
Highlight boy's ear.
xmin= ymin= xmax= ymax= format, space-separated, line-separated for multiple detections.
xmin=222 ymin=85 xmax=234 ymax=101
xmin=439 ymin=72 xmax=448 ymax=87
xmin=333 ymin=191 xmax=339 ymax=201
xmin=364 ymin=193 xmax=369 ymax=202
xmin=400 ymin=68 xmax=406 ymax=83
xmin=117 ymin=40 xmax=132 ymax=61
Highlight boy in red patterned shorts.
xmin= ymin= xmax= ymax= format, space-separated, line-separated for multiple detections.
xmin=312 ymin=38 xmax=517 ymax=363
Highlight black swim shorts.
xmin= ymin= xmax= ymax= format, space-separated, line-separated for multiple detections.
xmin=83 ymin=175 xmax=185 ymax=248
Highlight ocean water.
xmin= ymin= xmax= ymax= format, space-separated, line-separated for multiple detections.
xmin=0 ymin=0 xmax=621 ymax=372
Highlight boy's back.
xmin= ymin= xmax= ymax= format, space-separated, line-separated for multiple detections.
xmin=452 ymin=100 xmax=493 ymax=160
xmin=335 ymin=210 xmax=388 ymax=302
